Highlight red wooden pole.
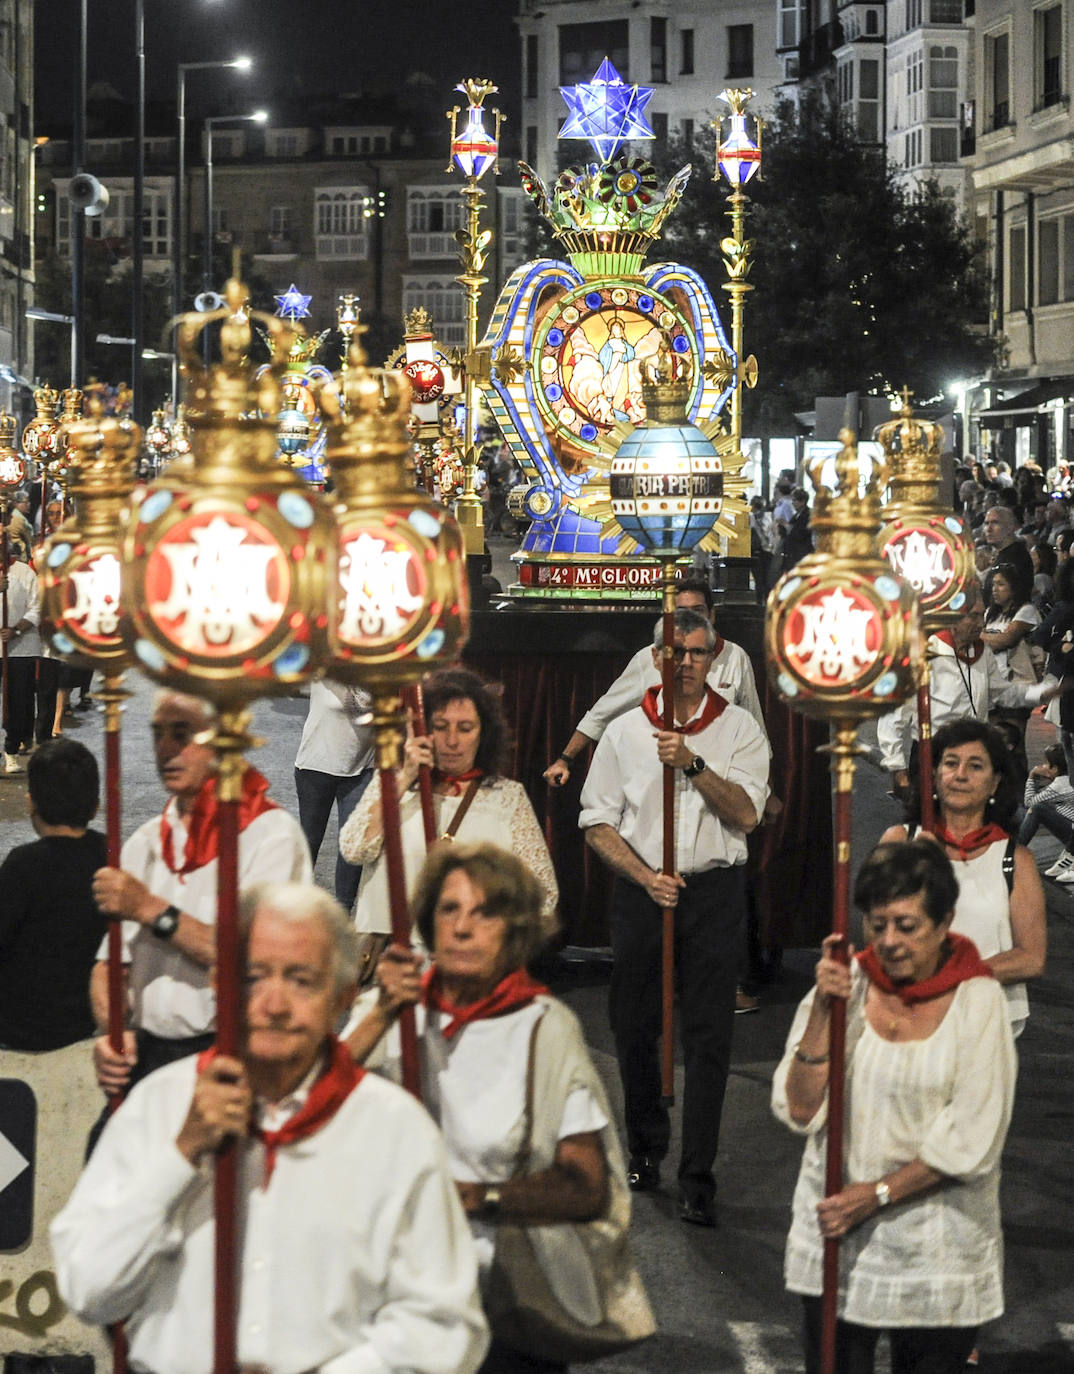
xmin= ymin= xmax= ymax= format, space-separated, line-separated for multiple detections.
xmin=403 ymin=683 xmax=437 ymax=847
xmin=917 ymin=682 xmax=936 ymax=833
xmin=660 ymin=561 xmax=676 ymax=1104
xmin=378 ymin=762 xmax=421 ymax=1097
xmin=1 ymin=509 xmax=9 ymax=736
xmin=213 ymin=783 xmax=241 ymax=1374
xmin=820 ymin=722 xmax=857 ymax=1374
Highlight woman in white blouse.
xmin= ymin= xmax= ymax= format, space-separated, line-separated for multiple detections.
xmin=772 ymin=839 xmax=1016 ymax=1374
xmin=348 ymin=842 xmax=647 ymax=1374
xmin=339 ymin=669 xmax=558 ymax=971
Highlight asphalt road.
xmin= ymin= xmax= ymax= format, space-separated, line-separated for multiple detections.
xmin=2 ymin=672 xmax=1072 ymax=1374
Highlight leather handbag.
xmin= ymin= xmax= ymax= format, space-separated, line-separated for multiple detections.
xmin=484 ymin=1018 xmax=656 ymax=1363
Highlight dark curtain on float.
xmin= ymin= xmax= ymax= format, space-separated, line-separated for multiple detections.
xmin=465 ymin=646 xmax=833 ymax=951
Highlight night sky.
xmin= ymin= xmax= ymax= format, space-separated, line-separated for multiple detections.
xmin=35 ymin=0 xmax=521 ymax=126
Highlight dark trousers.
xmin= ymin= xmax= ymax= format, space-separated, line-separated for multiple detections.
xmin=3 ymin=657 xmax=36 ymax=753
xmin=802 ymin=1298 xmax=978 ymax=1374
xmin=35 ymin=656 xmax=60 ymax=743
xmin=609 ymin=866 xmax=744 ymax=1202
xmin=294 ymin=765 xmax=372 ymax=911
xmin=1018 ymin=796 xmax=1074 ymax=848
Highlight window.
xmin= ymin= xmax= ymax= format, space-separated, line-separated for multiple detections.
xmin=407 ymin=187 xmax=465 ymax=257
xmin=314 ymin=187 xmax=368 ymax=259
xmin=929 ymin=0 xmax=962 ymax=20
xmin=779 ymin=0 xmax=798 ymax=49
xmin=211 ymin=206 xmax=229 ymax=235
xmin=838 ymin=60 xmax=854 ymax=104
xmin=652 ymin=111 xmax=668 ymax=144
xmin=907 ymin=0 xmax=922 ymax=28
xmin=1009 ymin=224 xmax=1026 ymax=311
xmin=1036 ymin=5 xmax=1063 ymax=109
xmin=865 ymin=9 xmax=879 ymax=34
xmin=681 ymin=29 xmax=695 ymax=75
xmin=858 ymin=60 xmax=880 ymax=141
xmin=929 ymin=45 xmax=959 ymax=118
xmin=525 ymin=34 xmax=538 ymax=99
xmin=560 ymin=21 xmax=628 ymax=83
xmin=403 ymin=277 xmax=465 ymax=347
xmin=332 ymin=136 xmax=344 ymax=154
xmin=681 ymin=118 xmax=694 ymax=149
xmin=270 ymin=205 xmax=292 ymax=237
xmin=269 ymin=132 xmax=300 ymax=158
xmin=727 ymin=24 xmax=754 ymax=79
xmin=987 ymin=30 xmax=1010 ymax=129
xmin=1040 ymin=218 xmax=1060 ymax=304
xmin=651 ymin=18 xmax=667 ymax=83
xmin=142 ymin=188 xmax=169 ymax=257
xmin=526 ymin=124 xmax=538 ymax=165
xmin=930 ymin=127 xmax=959 ymax=161
xmin=1065 ymin=214 xmax=1074 ymax=301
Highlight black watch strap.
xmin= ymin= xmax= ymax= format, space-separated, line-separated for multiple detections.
xmin=683 ymin=754 xmax=706 ymax=779
xmin=150 ymin=905 xmax=181 ymax=940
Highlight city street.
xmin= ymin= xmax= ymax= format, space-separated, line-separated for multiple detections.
xmin=1 ymin=670 xmax=1072 ymax=1373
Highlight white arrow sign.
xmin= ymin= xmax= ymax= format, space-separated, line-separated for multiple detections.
xmin=0 ymin=1127 xmax=30 ymax=1196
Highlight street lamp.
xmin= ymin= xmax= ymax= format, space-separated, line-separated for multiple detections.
xmin=202 ymin=110 xmax=267 ymax=360
xmin=25 ymin=308 xmax=76 ymax=388
xmin=174 ymin=56 xmax=252 ymax=399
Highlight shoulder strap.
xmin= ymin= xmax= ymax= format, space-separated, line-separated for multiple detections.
xmin=440 ymin=775 xmax=483 ymax=843
xmin=1002 ymin=836 xmax=1016 ymax=894
xmin=511 ymin=1012 xmax=543 ymax=1180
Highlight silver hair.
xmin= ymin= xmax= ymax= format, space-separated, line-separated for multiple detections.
xmin=652 ymin=607 xmax=716 ymax=651
xmin=151 ymin=688 xmax=215 ymax=724
xmin=239 ymin=882 xmax=361 ymax=993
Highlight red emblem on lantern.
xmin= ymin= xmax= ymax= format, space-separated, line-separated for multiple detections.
xmin=336 ymin=520 xmax=429 ymax=656
xmin=403 ymin=359 xmax=446 ymax=404
xmin=143 ymin=511 xmax=291 ymax=657
xmin=781 ymin=584 xmax=885 ymax=688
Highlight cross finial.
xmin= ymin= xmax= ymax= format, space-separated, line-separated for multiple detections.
xmin=900 ymin=385 xmax=913 ymax=412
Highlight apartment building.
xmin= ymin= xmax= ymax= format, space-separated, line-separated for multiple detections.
xmin=0 ymin=0 xmax=34 ymax=412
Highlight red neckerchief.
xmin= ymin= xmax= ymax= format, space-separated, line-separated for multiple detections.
xmin=640 ymin=684 xmax=728 ymax=734
xmin=196 ymin=1036 xmax=364 ymax=1186
xmin=431 ymin=767 xmax=483 ymax=797
xmin=422 ymin=966 xmax=548 ymax=1040
xmin=933 ymin=629 xmax=985 ymax=664
xmin=711 ymin=632 xmax=725 ymax=659
xmin=934 ymin=823 xmax=1008 ymax=860
xmin=161 ymin=767 xmax=278 ymax=877
xmin=857 ymin=931 xmax=995 ymax=1005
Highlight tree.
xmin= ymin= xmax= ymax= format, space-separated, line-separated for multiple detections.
xmin=658 ymin=93 xmax=994 ymax=438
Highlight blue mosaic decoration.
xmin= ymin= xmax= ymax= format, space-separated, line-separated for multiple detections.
xmin=559 ymin=58 xmax=654 ymax=164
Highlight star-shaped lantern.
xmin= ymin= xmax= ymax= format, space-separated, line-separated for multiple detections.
xmin=274 ymin=283 xmax=313 ymax=322
xmin=559 ymin=58 xmax=655 ymax=164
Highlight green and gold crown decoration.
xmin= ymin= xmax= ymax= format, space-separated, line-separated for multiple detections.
xmin=519 ymin=157 xmax=690 ymax=280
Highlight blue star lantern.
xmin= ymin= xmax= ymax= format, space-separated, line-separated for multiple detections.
xmin=558 ymin=58 xmax=654 ymax=165
xmin=274 ymin=283 xmax=312 ymax=321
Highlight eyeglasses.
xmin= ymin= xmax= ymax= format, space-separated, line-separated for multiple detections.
xmin=670 ymin=646 xmax=713 ymax=663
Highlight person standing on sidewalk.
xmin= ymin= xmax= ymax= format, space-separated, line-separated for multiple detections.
xmin=0 ymin=536 xmax=42 ymax=773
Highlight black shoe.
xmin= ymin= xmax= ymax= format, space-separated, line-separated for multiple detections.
xmin=678 ymin=1194 xmax=717 ymax=1228
xmin=626 ymin=1155 xmax=661 ymax=1192
xmin=76 ymin=696 xmax=94 ymax=711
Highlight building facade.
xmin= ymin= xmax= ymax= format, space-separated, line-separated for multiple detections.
xmin=0 ymin=0 xmax=34 ymax=414
xmin=968 ymin=0 xmax=1073 ymax=469
xmin=517 ymin=0 xmax=783 ymax=177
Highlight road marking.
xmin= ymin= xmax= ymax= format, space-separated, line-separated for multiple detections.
xmin=1058 ymin=1324 xmax=1074 ymax=1347
xmin=728 ymin=1320 xmax=803 ymax=1372
xmin=0 ymin=1129 xmax=29 ymax=1196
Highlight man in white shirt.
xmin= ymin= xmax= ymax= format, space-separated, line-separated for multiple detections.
xmin=877 ymin=589 xmax=1057 ymax=796
xmin=52 ymin=882 xmax=489 ymax=1374
xmin=543 ymin=575 xmax=766 ymax=788
xmin=0 ymin=543 xmax=42 ymax=772
xmin=579 ymin=609 xmax=770 ymax=1228
xmin=90 ymin=691 xmax=312 ymax=1097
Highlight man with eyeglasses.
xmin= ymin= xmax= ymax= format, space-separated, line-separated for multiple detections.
xmin=88 ymin=691 xmax=311 ymax=1100
xmin=579 ymin=608 xmax=770 ymax=1228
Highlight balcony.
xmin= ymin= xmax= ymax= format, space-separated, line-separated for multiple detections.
xmin=408 ymin=231 xmax=459 ymax=260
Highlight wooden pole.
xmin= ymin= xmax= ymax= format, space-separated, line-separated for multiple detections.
xmin=1 ymin=502 xmax=9 ymax=738
xmin=98 ymin=676 xmax=131 ymax=1115
xmin=403 ymin=683 xmax=437 ymax=847
xmin=819 ymin=721 xmax=858 ymax=1374
xmin=660 ymin=559 xmax=677 ymax=1104
xmin=210 ymin=707 xmax=249 ymax=1374
xmin=373 ymin=691 xmax=420 ymax=1098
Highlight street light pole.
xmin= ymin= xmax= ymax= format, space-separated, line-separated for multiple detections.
xmin=72 ymin=0 xmax=88 ymax=388
xmin=175 ymin=57 xmax=251 ymax=402
xmin=202 ymin=110 xmax=266 ymax=363
xmin=133 ymin=0 xmax=145 ymax=422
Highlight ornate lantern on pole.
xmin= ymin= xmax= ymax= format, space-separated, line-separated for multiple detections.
xmin=607 ymin=338 xmax=748 ymax=1099
xmin=120 ymin=278 xmax=336 ymax=1374
xmin=766 ymin=432 xmax=920 ymax=1374
xmin=41 ymin=392 xmax=141 ymax=1122
xmin=320 ymin=334 xmax=470 ymax=1096
xmin=876 ymin=392 xmax=975 ymax=831
xmin=49 ymin=386 xmax=85 ymax=518
xmin=21 ymin=382 xmax=61 ymax=521
xmin=0 ymin=412 xmax=27 ymax=732
xmin=707 ymin=88 xmax=762 ymax=567
xmin=446 ymin=77 xmax=503 ymax=579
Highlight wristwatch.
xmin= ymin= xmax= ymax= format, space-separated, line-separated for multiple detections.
xmin=150 ymin=905 xmax=181 ymax=940
xmin=874 ymin=1180 xmax=892 ymax=1209
xmin=682 ymin=754 xmax=707 ymax=779
xmin=481 ymin=1185 xmax=503 ymax=1218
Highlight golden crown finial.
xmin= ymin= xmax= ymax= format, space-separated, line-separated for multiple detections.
xmin=806 ymin=428 xmax=890 ymax=560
